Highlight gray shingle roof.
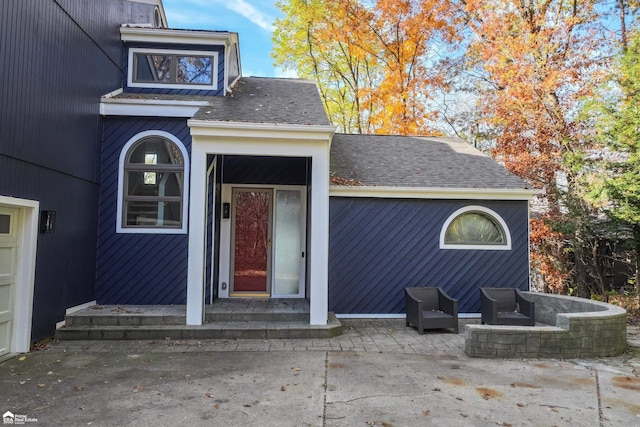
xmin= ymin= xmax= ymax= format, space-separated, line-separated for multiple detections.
xmin=330 ymin=134 xmax=532 ymax=190
xmin=194 ymin=77 xmax=331 ymax=126
xmin=111 ymin=77 xmax=331 ymax=126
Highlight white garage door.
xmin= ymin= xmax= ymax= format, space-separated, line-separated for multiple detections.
xmin=0 ymin=206 xmax=18 ymax=357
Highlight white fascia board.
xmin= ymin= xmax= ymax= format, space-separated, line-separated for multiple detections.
xmin=188 ymin=120 xmax=336 ymax=142
xmin=120 ymin=26 xmax=235 ymax=46
xmin=100 ymin=98 xmax=206 ymax=117
xmin=329 ymin=186 xmax=542 ymax=201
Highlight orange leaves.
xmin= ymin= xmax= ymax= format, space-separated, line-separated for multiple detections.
xmin=462 ymin=1 xmax=614 ymax=290
xmin=274 ymin=0 xmax=456 ymax=135
xmin=530 ymin=216 xmax=570 ymax=292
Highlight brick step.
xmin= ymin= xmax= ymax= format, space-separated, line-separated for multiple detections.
xmin=55 ymin=315 xmax=342 ymax=341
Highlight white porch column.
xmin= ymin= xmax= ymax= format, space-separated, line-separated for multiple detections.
xmin=309 ymin=148 xmax=330 ymax=325
xmin=186 ymin=143 xmax=207 ymax=325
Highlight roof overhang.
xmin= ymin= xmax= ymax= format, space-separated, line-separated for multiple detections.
xmin=188 ymin=120 xmax=336 ymax=142
xmin=99 ymin=89 xmax=206 ymax=117
xmin=120 ymin=26 xmax=238 ymax=47
xmin=329 ymin=186 xmax=542 ymax=201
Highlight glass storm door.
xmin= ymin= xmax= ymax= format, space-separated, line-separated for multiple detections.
xmin=272 ymin=189 xmax=304 ymax=296
xmin=231 ymin=189 xmax=272 ymax=293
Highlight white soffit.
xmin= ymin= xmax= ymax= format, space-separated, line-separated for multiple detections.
xmin=120 ymin=26 xmax=238 ymax=47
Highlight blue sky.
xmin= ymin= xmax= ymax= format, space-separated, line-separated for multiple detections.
xmin=162 ymin=0 xmax=285 ymax=77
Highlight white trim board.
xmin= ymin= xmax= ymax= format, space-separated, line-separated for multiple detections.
xmin=121 ymin=27 xmax=238 ymax=46
xmin=330 ymin=186 xmax=541 ymax=201
xmin=0 ymin=196 xmax=39 ymax=354
xmin=65 ymin=300 xmax=97 ymax=315
xmin=100 ymin=100 xmax=204 ymax=117
xmin=188 ymin=120 xmax=337 ymax=141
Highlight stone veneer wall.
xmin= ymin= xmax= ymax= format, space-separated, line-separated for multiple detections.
xmin=465 ymin=292 xmax=627 ymax=359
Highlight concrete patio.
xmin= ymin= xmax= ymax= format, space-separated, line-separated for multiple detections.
xmin=1 ymin=319 xmax=639 ymax=426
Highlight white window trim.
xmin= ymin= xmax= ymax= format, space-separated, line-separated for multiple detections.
xmin=127 ymin=48 xmax=219 ymax=91
xmin=116 ymin=130 xmax=190 ymax=234
xmin=439 ymin=205 xmax=512 ymax=250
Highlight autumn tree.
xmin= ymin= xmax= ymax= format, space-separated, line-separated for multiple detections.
xmin=273 ymin=0 xmax=375 ymax=133
xmin=451 ymin=0 xmax=617 ymax=292
xmin=273 ymin=0 xmax=456 ymax=135
xmin=586 ymin=29 xmax=640 ymax=293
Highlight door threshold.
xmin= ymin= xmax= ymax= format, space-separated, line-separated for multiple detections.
xmin=230 ymin=292 xmax=270 ymax=298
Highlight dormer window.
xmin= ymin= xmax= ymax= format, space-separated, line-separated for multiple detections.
xmin=128 ymin=48 xmax=218 ymax=90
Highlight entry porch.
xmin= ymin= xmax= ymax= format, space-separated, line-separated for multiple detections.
xmin=56 ymin=299 xmax=342 ymax=340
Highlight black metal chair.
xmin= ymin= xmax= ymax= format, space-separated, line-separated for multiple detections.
xmin=480 ymin=287 xmax=535 ymax=326
xmin=405 ymin=287 xmax=459 ymax=334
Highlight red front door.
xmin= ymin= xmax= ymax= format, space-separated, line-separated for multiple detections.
xmin=232 ymin=189 xmax=271 ymax=293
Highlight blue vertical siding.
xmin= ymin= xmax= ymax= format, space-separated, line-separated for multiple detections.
xmin=96 ymin=118 xmax=191 ymax=304
xmin=328 ymin=198 xmax=530 ymax=314
xmin=0 ymin=0 xmax=153 ymax=341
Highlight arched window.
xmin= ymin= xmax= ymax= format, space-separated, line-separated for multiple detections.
xmin=117 ymin=131 xmax=189 ymax=234
xmin=440 ymin=206 xmax=511 ymax=250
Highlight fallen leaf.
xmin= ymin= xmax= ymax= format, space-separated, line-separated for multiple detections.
xmin=460 ymin=414 xmax=468 ymax=418
xmin=280 ymin=385 xmax=287 ymax=391
xmin=517 ymin=403 xmax=525 ymax=408
xmin=19 ymin=381 xmax=26 ymax=385
xmin=205 ymin=393 xmax=214 ymax=398
xmin=18 ymin=356 xmax=26 ymax=361
xmin=47 ymin=371 xmax=54 ymax=376
xmin=292 ymin=367 xmax=301 ymax=371
xmin=37 ymin=384 xmax=46 ymax=388
xmin=133 ymin=385 xmax=145 ymax=393
xmin=423 ymin=410 xmax=431 ymax=416
xmin=74 ymin=386 xmax=85 ymax=391
xmin=214 ymin=403 xmax=220 ymax=409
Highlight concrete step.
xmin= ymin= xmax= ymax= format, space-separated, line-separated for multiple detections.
xmin=55 ymin=314 xmax=342 ymax=341
xmin=64 ymin=307 xmax=309 ymax=326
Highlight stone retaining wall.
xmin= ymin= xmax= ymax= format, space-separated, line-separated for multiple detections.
xmin=465 ymin=292 xmax=627 ymax=359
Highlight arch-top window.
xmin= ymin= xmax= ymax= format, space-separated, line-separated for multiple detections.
xmin=117 ymin=131 xmax=189 ymax=234
xmin=440 ymin=206 xmax=511 ymax=250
